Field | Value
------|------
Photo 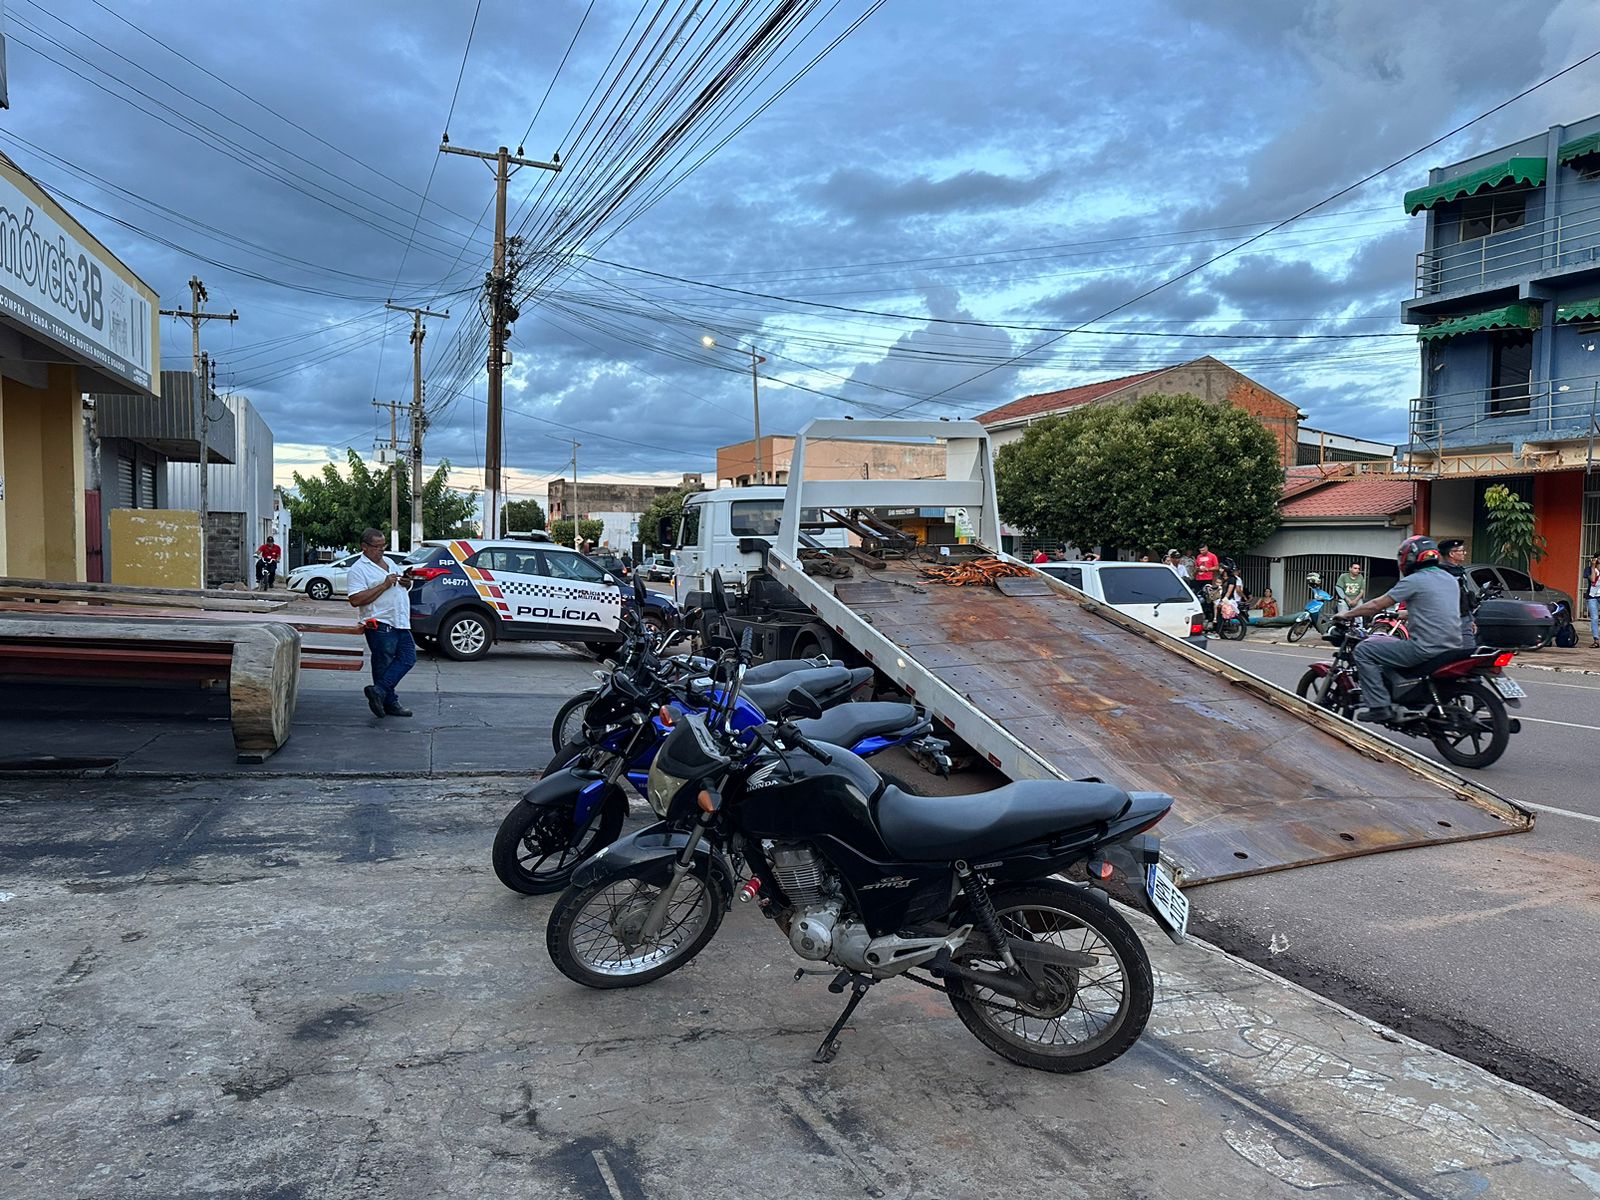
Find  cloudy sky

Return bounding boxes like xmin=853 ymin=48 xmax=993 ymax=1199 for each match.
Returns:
xmin=4 ymin=0 xmax=1596 ymax=500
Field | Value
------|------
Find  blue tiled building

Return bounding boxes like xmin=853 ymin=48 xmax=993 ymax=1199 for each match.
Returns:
xmin=1400 ymin=114 xmax=1600 ymax=593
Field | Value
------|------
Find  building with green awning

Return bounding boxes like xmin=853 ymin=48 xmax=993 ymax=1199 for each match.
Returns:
xmin=1403 ymin=157 xmax=1547 ymax=215
xmin=1416 ymin=303 xmax=1538 ymax=342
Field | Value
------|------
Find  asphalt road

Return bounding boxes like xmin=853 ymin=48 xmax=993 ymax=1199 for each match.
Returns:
xmin=1199 ymin=637 xmax=1600 ymax=1115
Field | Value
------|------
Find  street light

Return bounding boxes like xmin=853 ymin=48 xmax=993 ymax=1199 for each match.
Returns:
xmin=702 ymin=334 xmax=768 ymax=484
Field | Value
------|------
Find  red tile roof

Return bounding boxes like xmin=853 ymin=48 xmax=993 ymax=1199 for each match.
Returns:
xmin=1280 ymin=463 xmax=1355 ymax=500
xmin=976 ymin=367 xmax=1175 ymax=425
xmin=1280 ymin=478 xmax=1414 ymax=519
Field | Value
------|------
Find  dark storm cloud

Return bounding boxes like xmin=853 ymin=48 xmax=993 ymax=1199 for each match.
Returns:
xmin=816 ymin=166 xmax=1064 ymax=224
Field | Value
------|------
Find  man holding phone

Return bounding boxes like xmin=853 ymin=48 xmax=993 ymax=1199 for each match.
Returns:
xmin=347 ymin=527 xmax=415 ymax=718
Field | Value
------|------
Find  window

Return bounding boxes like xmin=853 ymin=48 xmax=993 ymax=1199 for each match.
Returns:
xmin=1458 ymin=192 xmax=1527 ymax=241
xmin=1488 ymin=330 xmax=1533 ymax=417
xmin=466 ymin=548 xmax=542 ymax=574
xmin=1098 ymin=566 xmax=1194 ymax=606
xmin=730 ymin=499 xmax=782 ymax=536
xmin=137 ymin=461 xmax=157 ymax=508
xmin=115 ymin=456 xmax=136 ymax=508
xmin=1468 ymin=568 xmax=1501 ymax=590
xmin=678 ymin=503 xmax=702 ymax=549
xmin=539 ymin=550 xmax=607 ymax=582
xmin=1039 ymin=565 xmax=1083 ymax=589
xmin=1497 ymin=568 xmax=1534 ymax=591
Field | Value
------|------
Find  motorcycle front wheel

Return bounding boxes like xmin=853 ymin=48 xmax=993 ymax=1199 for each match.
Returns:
xmin=1429 ymin=680 xmax=1511 ymax=769
xmin=1294 ymin=667 xmax=1343 ymax=711
xmin=945 ymin=882 xmax=1153 ymax=1073
xmin=546 ymin=863 xmax=726 ymax=989
xmin=1286 ymin=617 xmax=1311 ymax=643
xmin=551 ymin=690 xmax=598 ymax=752
xmin=491 ymin=789 xmax=625 ymax=895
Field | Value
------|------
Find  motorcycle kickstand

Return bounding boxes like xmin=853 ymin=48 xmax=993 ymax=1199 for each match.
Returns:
xmin=813 ymin=970 xmax=874 ymax=1064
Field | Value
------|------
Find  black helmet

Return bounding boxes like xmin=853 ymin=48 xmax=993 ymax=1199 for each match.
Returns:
xmin=1397 ymin=535 xmax=1441 ymax=576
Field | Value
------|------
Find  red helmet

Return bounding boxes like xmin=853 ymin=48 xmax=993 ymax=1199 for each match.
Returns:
xmin=1397 ymin=535 xmax=1440 ymax=576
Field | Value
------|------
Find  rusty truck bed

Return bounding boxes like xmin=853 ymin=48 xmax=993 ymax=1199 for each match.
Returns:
xmin=769 ymin=554 xmax=1532 ymax=885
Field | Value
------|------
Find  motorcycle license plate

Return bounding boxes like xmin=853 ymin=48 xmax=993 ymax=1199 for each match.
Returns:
xmin=1491 ymin=676 xmax=1526 ymax=699
xmin=1145 ymin=864 xmax=1189 ymax=938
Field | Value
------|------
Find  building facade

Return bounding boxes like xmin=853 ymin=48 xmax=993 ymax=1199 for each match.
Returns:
xmin=547 ymin=473 xmax=703 ymax=550
xmin=0 ymin=152 xmax=159 ymax=581
xmin=1400 ymin=112 xmax=1600 ymax=593
xmin=716 ymin=436 xmax=947 ymax=488
xmin=977 ymin=356 xmax=1305 ymax=470
xmin=166 ymin=389 xmax=276 ymax=587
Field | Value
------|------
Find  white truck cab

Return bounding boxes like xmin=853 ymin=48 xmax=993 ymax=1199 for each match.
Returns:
xmin=669 ymin=487 xmax=846 ymax=606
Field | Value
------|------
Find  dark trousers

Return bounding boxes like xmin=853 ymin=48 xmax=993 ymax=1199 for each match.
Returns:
xmin=365 ymin=625 xmax=416 ymax=708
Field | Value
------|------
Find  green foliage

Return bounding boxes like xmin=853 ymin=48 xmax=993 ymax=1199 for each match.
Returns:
xmin=994 ymin=394 xmax=1284 ymax=556
xmin=284 ymin=449 xmax=478 ymax=549
xmin=640 ymin=483 xmax=704 ymax=551
xmin=550 ymin=517 xmax=606 ymax=547
xmin=502 ymin=498 xmax=547 ymax=532
xmin=1482 ymin=483 xmax=1546 ymax=571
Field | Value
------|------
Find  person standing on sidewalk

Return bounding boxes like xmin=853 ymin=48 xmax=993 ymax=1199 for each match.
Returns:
xmin=1335 ymin=562 xmax=1367 ymax=615
xmin=255 ymin=536 xmax=282 ymax=590
xmin=347 ymin=527 xmax=415 ymax=718
xmin=1586 ymin=554 xmax=1600 ymax=649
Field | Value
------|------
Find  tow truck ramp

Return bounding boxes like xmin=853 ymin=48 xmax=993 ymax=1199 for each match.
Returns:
xmin=770 ymin=418 xmax=1532 ymax=886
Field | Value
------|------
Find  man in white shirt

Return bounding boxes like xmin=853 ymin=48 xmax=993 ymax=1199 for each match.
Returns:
xmin=347 ymin=527 xmax=416 ymax=718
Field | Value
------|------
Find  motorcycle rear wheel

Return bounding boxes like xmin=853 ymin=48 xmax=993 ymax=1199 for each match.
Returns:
xmin=1221 ymin=616 xmax=1247 ymax=641
xmin=1429 ymin=680 xmax=1510 ymax=769
xmin=550 ymin=690 xmax=597 ymax=752
xmin=945 ymin=881 xmax=1152 ymax=1073
xmin=547 ymin=864 xmax=725 ymax=989
xmin=491 ymin=790 xmax=625 ymax=895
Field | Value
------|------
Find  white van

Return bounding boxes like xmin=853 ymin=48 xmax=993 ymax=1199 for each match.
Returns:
xmin=1033 ymin=560 xmax=1207 ymax=647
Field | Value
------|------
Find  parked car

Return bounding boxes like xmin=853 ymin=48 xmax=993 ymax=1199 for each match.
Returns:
xmin=404 ymin=539 xmax=679 ymax=661
xmin=1033 ymin=560 xmax=1208 ymax=647
xmin=1462 ymin=563 xmax=1574 ymax=630
xmin=286 ymin=550 xmax=404 ymax=601
xmin=589 ymin=549 xmax=632 ymax=580
xmin=645 ymin=553 xmax=676 ymax=582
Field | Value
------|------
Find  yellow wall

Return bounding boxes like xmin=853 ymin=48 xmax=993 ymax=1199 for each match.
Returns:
xmin=109 ymin=508 xmax=202 ymax=588
xmin=0 ymin=365 xmax=87 ymax=580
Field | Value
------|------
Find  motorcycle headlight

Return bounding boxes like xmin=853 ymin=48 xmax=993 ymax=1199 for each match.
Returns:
xmin=646 ymin=760 xmax=690 ymax=818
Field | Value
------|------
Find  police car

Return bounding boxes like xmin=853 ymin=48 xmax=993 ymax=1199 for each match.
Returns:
xmin=405 ymin=539 xmax=679 ymax=661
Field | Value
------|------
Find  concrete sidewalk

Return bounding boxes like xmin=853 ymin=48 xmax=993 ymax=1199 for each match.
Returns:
xmin=2 ymin=776 xmax=1597 ymax=1198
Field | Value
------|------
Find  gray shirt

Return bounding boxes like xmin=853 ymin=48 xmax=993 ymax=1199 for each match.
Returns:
xmin=1388 ymin=567 xmax=1462 ymax=653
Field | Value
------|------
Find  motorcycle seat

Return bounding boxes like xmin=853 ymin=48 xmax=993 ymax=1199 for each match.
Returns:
xmin=744 ymin=656 xmax=834 ymax=685
xmin=743 ymin=666 xmax=869 ymax=715
xmin=792 ymin=701 xmax=926 ymax=748
xmin=1397 ymin=648 xmax=1479 ymax=678
xmin=876 ymin=780 xmax=1131 ymax=862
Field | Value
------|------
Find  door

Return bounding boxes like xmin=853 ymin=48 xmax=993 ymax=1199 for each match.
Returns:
xmin=532 ymin=548 xmax=624 ymax=636
xmin=84 ymin=489 xmax=104 ymax=582
xmin=672 ymin=498 xmax=707 ymax=606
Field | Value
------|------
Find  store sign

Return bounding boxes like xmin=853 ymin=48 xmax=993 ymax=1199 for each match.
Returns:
xmin=0 ymin=164 xmax=154 ymax=391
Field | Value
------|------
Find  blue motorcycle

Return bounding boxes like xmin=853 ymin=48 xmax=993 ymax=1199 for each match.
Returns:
xmin=1286 ymin=578 xmax=1337 ymax=643
xmin=492 ymin=584 xmax=949 ymax=895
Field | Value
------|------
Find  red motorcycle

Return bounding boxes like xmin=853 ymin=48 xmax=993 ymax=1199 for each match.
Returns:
xmin=1295 ymin=623 xmax=1523 ymax=769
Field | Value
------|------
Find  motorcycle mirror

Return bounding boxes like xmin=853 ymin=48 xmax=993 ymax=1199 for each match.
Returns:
xmin=656 ymin=516 xmax=675 ymax=549
xmin=711 ymin=569 xmax=729 ymax=614
xmin=783 ymin=687 xmax=824 ymax=721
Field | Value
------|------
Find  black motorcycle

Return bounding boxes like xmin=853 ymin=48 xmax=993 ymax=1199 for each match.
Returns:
xmin=544 ymin=576 xmax=1188 ymax=1073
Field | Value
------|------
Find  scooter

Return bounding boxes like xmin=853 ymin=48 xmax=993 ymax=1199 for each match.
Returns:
xmin=1285 ymin=580 xmax=1337 ymax=643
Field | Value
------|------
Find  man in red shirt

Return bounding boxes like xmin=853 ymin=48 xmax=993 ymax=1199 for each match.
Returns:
xmin=1031 ymin=549 xmax=1049 ymax=564
xmin=1194 ymin=545 xmax=1218 ymax=583
xmin=256 ymin=536 xmax=282 ymax=590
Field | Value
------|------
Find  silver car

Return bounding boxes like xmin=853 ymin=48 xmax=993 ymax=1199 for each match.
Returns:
xmin=1463 ymin=563 xmax=1574 ymax=623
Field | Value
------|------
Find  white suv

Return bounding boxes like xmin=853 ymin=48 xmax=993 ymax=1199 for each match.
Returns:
xmin=1033 ymin=560 xmax=1207 ymax=647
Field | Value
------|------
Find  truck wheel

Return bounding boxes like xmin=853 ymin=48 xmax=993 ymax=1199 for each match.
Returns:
xmin=440 ymin=610 xmax=494 ymax=661
xmin=791 ymin=631 xmax=828 ymax=660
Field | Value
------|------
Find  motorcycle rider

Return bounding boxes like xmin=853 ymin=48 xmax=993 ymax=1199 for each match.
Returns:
xmin=1337 ymin=535 xmax=1462 ymax=723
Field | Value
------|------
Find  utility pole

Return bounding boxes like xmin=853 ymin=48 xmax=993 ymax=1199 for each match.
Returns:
xmin=371 ymin=397 xmax=409 ymax=549
xmin=566 ymin=439 xmax=581 ymax=549
xmin=160 ymin=276 xmax=236 ymax=587
xmin=384 ymin=302 xmax=450 ymax=549
xmin=700 ymin=336 xmax=766 ymax=484
xmin=440 ymin=139 xmax=560 ymax=539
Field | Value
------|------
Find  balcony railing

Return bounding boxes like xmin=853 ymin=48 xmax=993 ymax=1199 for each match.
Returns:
xmin=1409 ymin=374 xmax=1600 ymax=448
xmin=1414 ymin=203 xmax=1600 ymax=298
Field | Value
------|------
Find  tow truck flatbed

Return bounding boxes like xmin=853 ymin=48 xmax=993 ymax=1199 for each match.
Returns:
xmin=768 ymin=419 xmax=1531 ymax=886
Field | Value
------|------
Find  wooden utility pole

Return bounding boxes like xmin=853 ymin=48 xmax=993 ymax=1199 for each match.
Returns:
xmin=160 ymin=276 xmax=236 ymax=586
xmin=384 ymin=302 xmax=450 ymax=549
xmin=439 ymin=140 xmax=560 ymax=539
xmin=371 ymin=396 xmax=409 ymax=549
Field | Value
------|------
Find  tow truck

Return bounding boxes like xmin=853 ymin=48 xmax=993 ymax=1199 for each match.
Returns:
xmin=666 ymin=418 xmax=1532 ymax=886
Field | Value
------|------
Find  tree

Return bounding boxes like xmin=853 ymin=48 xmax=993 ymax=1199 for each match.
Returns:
xmin=640 ymin=483 xmax=704 ymax=551
xmin=284 ymin=449 xmax=478 ymax=549
xmin=1482 ymin=483 xmax=1546 ymax=572
xmin=550 ymin=517 xmax=606 ymax=547
xmin=503 ymin=498 xmax=547 ymax=532
xmin=995 ymin=394 xmax=1283 ymax=557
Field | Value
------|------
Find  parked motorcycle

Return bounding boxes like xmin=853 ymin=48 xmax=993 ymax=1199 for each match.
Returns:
xmin=1295 ymin=622 xmax=1523 ymax=768
xmin=1200 ymin=583 xmax=1247 ymax=641
xmin=493 ymin=579 xmax=950 ymax=895
xmin=1285 ymin=576 xmax=1337 ymax=643
xmin=543 ymin=573 xmax=1188 ymax=1072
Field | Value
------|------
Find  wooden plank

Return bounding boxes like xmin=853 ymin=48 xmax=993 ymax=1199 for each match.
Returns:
xmin=0 ymin=601 xmax=358 ymax=636
xmin=0 ymin=584 xmax=281 ymax=613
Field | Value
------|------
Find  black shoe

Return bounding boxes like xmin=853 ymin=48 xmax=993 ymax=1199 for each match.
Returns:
xmin=1355 ymin=705 xmax=1392 ymax=724
xmin=363 ymin=686 xmax=386 ymax=718
xmin=383 ymin=704 xmax=413 ymax=718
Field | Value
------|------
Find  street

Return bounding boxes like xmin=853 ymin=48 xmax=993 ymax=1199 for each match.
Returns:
xmin=1199 ymin=637 xmax=1600 ymax=1114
